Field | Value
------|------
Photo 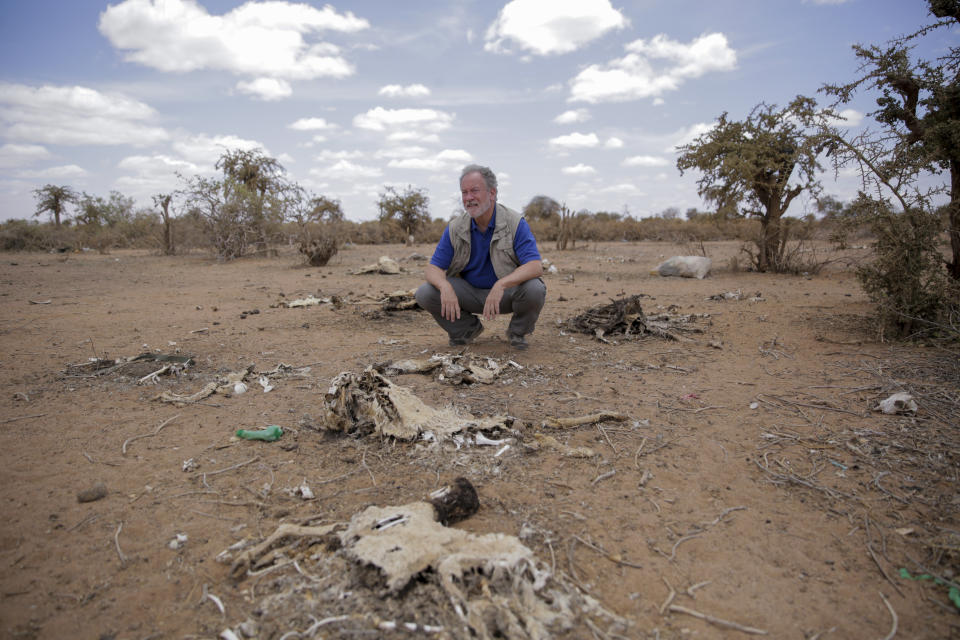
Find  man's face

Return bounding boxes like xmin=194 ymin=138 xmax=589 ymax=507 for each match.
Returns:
xmin=460 ymin=172 xmax=496 ymax=219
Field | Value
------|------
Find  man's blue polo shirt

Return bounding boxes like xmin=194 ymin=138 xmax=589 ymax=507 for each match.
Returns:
xmin=429 ymin=208 xmax=541 ymax=289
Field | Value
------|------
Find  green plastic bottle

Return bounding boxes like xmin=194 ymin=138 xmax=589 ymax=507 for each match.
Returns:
xmin=235 ymin=425 xmax=283 ymax=441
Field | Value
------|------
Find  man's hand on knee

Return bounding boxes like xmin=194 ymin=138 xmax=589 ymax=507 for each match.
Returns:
xmin=440 ymin=284 xmax=461 ymax=321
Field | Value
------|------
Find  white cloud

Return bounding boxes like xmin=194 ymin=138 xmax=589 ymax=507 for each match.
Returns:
xmin=604 ymin=137 xmax=624 ymax=149
xmin=805 ymin=0 xmax=850 ymax=4
xmin=354 ymin=107 xmax=454 ymax=135
xmin=569 ymin=33 xmax=737 ymax=103
xmin=485 ymin=0 xmax=627 ymax=56
xmin=599 ymin=183 xmax=643 ymax=195
xmin=378 ymin=84 xmax=431 ymax=98
xmin=548 ymin=132 xmax=599 ymax=149
xmin=314 ymin=149 xmax=364 ymax=162
xmin=0 ymin=83 xmax=168 ymax=146
xmin=98 ymin=0 xmax=369 ymax=99
xmin=387 ymin=131 xmax=440 ymax=144
xmin=18 ymin=164 xmax=88 ymax=180
xmin=114 ymin=154 xmax=196 ymax=197
xmin=668 ymin=122 xmax=716 ymax=151
xmin=827 ymin=108 xmax=864 ymax=127
xmin=317 ymin=159 xmax=382 ymax=179
xmin=290 ymin=117 xmax=337 ymax=131
xmin=623 ymin=155 xmax=669 ymax=167
xmin=562 ymin=163 xmax=596 ymax=175
xmin=387 ymin=149 xmax=473 ymax=171
xmin=172 ymin=134 xmax=265 ymax=170
xmin=236 ymin=77 xmax=292 ymax=101
xmin=0 ymin=143 xmax=50 ymax=169
xmin=375 ymin=146 xmax=430 ymax=160
xmin=553 ymin=109 xmax=590 ymax=124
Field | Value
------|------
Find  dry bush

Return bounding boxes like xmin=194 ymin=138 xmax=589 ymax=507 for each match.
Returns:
xmin=0 ymin=219 xmax=78 ymax=251
xmin=858 ymin=208 xmax=958 ymax=339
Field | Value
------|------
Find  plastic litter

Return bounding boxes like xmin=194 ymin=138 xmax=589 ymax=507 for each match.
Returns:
xmin=236 ymin=425 xmax=283 ymax=441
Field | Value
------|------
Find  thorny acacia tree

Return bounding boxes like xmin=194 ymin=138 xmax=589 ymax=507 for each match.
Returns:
xmin=32 ymin=184 xmax=78 ymax=227
xmin=677 ymin=96 xmax=831 ymax=272
xmin=377 ymin=185 xmax=430 ymax=244
xmin=822 ymin=0 xmax=960 ymax=282
xmin=215 ymin=148 xmax=287 ymax=253
xmin=180 ymin=173 xmax=251 ymax=260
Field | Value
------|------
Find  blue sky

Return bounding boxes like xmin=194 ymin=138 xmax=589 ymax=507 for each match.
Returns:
xmin=0 ymin=0 xmax=954 ymax=223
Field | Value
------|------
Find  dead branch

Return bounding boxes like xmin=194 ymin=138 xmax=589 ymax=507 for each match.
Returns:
xmin=0 ymin=413 xmax=48 ymax=425
xmin=659 ymin=577 xmax=676 ymax=615
xmin=122 ymin=414 xmax=180 ymax=456
xmin=668 ymin=604 xmax=768 ymax=635
xmin=544 ymin=412 xmax=630 ymax=428
xmin=114 ymin=522 xmax=127 ymax=566
xmin=591 ymin=469 xmax=616 ymax=486
xmin=572 ymin=535 xmax=643 ymax=570
xmin=878 ymin=591 xmax=898 ymax=640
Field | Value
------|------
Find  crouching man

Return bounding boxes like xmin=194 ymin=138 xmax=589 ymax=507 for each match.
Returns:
xmin=415 ymin=164 xmax=546 ymax=350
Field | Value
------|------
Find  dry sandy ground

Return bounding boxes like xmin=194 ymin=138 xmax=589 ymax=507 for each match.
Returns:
xmin=0 ymin=241 xmax=957 ymax=639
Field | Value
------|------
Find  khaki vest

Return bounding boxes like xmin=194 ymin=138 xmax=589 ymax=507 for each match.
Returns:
xmin=446 ymin=203 xmax=523 ymax=281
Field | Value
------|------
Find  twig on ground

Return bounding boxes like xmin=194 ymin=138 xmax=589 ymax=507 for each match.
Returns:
xmin=704 ymin=506 xmax=747 ymax=528
xmin=122 ymin=414 xmax=180 ymax=456
xmin=114 ymin=522 xmax=127 ymax=566
xmin=591 ymin=469 xmax=616 ymax=486
xmin=597 ymin=424 xmax=617 ymax=454
xmin=68 ymin=514 xmax=99 ymax=532
xmin=361 ymin=448 xmax=377 ymax=487
xmin=668 ymin=604 xmax=768 ymax=635
xmin=878 ymin=591 xmax=898 ymax=640
xmin=873 ymin=471 xmax=909 ymax=504
xmin=314 ymin=468 xmax=358 ymax=486
xmin=866 ymin=543 xmax=905 ymax=598
xmin=572 ymin=535 xmax=643 ymax=570
xmin=659 ymin=577 xmax=676 ymax=615
xmin=203 ymin=456 xmax=260 ymax=478
xmin=544 ymin=412 xmax=630 ymax=428
xmin=687 ymin=580 xmax=711 ymax=598
xmin=634 ymin=438 xmax=646 ymax=468
xmin=665 ymin=533 xmax=702 ymax=562
xmin=0 ymin=413 xmax=48 ymax=425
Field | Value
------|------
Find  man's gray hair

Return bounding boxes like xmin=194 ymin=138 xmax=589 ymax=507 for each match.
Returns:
xmin=460 ymin=164 xmax=497 ymax=191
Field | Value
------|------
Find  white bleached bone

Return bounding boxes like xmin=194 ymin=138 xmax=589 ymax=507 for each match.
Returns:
xmin=475 ymin=433 xmax=509 ymax=447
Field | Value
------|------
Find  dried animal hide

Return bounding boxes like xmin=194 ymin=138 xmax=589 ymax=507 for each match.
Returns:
xmin=225 ymin=480 xmax=624 ymax=640
xmin=384 ymin=352 xmax=509 ymax=385
xmin=323 ymin=367 xmax=516 ymax=440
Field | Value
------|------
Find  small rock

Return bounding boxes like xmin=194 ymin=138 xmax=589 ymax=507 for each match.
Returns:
xmin=77 ymin=482 xmax=108 ymax=503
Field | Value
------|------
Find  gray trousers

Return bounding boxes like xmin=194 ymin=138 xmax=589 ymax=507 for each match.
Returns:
xmin=415 ymin=276 xmax=546 ymax=341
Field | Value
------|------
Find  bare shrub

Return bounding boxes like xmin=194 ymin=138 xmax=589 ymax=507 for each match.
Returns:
xmin=298 ymin=233 xmax=339 ymax=266
xmin=858 ymin=207 xmax=958 ymax=339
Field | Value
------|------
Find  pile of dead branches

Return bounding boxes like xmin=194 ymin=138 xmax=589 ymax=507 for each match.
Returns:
xmin=563 ymin=294 xmax=702 ymax=342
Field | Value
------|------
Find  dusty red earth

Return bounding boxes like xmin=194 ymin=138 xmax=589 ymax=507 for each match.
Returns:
xmin=0 ymin=241 xmax=957 ymax=639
